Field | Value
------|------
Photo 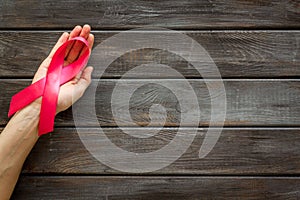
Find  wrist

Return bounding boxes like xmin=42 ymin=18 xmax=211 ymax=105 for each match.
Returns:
xmin=29 ymin=97 xmax=42 ymax=113
xmin=13 ymin=99 xmax=41 ymax=123
xmin=5 ymin=99 xmax=40 ymax=140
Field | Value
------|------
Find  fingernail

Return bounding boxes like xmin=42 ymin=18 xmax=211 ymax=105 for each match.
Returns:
xmin=84 ymin=24 xmax=91 ymax=29
xmin=75 ymin=25 xmax=82 ymax=30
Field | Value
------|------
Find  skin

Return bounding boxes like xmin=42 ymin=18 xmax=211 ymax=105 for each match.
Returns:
xmin=0 ymin=24 xmax=94 ymax=199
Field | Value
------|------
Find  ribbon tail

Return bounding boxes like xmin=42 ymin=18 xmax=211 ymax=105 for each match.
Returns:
xmin=39 ymin=66 xmax=62 ymax=136
xmin=8 ymin=78 xmax=45 ymax=117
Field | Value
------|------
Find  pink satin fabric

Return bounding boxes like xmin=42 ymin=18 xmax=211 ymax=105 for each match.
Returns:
xmin=8 ymin=36 xmax=90 ymax=136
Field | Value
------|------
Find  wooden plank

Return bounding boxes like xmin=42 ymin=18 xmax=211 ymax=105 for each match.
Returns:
xmin=0 ymin=31 xmax=299 ymax=78
xmin=12 ymin=176 xmax=300 ymax=199
xmin=1 ymin=0 xmax=300 ymax=29
xmin=1 ymin=79 xmax=300 ymax=127
xmin=19 ymin=128 xmax=300 ymax=174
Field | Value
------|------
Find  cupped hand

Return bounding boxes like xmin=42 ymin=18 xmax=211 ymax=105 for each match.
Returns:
xmin=32 ymin=24 xmax=94 ymax=113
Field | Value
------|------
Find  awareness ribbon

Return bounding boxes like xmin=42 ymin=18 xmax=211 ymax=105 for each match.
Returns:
xmin=8 ymin=36 xmax=90 ymax=136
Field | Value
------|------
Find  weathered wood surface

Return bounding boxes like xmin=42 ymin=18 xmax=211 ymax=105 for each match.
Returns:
xmin=0 ymin=31 xmax=299 ymax=78
xmin=1 ymin=79 xmax=300 ymax=127
xmin=19 ymin=127 xmax=300 ymax=175
xmin=12 ymin=176 xmax=300 ymax=199
xmin=1 ymin=0 xmax=299 ymax=29
xmin=1 ymin=0 xmax=300 ymax=197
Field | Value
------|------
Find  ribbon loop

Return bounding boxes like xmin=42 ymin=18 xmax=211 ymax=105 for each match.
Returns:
xmin=8 ymin=36 xmax=90 ymax=136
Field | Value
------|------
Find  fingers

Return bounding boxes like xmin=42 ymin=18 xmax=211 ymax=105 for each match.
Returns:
xmin=33 ymin=25 xmax=93 ymax=85
xmin=79 ymin=33 xmax=94 ymax=58
xmin=65 ymin=24 xmax=91 ymax=64
xmin=64 ymin=25 xmax=82 ymax=57
xmin=88 ymin=34 xmax=94 ymax=50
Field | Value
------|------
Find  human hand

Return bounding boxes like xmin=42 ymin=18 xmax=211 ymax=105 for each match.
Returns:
xmin=32 ymin=24 xmax=94 ymax=113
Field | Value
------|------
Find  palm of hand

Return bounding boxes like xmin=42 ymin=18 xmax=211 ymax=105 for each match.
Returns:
xmin=32 ymin=25 xmax=94 ymax=113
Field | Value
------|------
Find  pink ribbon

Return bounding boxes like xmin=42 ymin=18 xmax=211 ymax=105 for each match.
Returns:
xmin=8 ymin=36 xmax=90 ymax=136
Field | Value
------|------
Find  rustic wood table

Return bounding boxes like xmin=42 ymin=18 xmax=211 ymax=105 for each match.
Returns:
xmin=0 ymin=0 xmax=300 ymax=199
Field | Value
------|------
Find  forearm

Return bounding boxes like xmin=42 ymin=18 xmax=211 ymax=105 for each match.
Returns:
xmin=0 ymin=25 xmax=93 ymax=199
xmin=0 ymin=102 xmax=40 ymax=199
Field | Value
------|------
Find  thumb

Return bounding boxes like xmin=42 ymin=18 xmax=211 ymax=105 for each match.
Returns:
xmin=73 ymin=66 xmax=93 ymax=102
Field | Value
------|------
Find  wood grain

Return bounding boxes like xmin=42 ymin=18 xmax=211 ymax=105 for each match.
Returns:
xmin=12 ymin=176 xmax=300 ymax=199
xmin=1 ymin=0 xmax=299 ymax=29
xmin=0 ymin=31 xmax=299 ymax=78
xmin=1 ymin=79 xmax=300 ymax=127
xmin=2 ymin=0 xmax=300 ymax=197
xmin=18 ymin=127 xmax=300 ymax=175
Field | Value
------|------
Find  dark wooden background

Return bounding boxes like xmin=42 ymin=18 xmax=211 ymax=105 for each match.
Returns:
xmin=0 ymin=0 xmax=300 ymax=199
